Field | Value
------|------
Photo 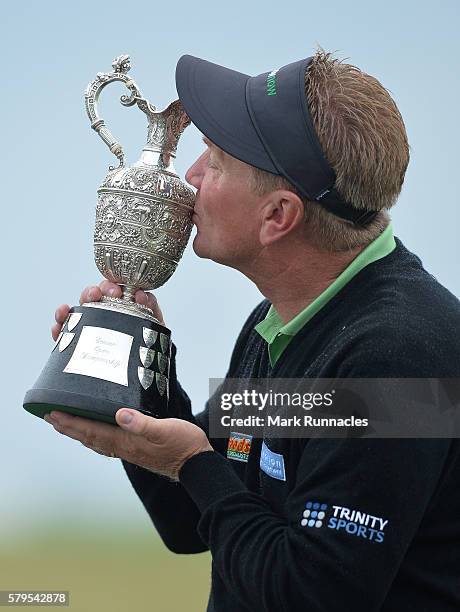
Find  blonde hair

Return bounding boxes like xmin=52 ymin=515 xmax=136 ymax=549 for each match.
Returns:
xmin=251 ymin=47 xmax=410 ymax=252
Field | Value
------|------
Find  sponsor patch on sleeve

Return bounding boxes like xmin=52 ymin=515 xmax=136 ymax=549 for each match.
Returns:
xmin=227 ymin=432 xmax=253 ymax=462
xmin=300 ymin=501 xmax=389 ymax=543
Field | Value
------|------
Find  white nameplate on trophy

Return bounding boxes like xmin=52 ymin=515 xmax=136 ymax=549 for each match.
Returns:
xmin=63 ymin=326 xmax=133 ymax=386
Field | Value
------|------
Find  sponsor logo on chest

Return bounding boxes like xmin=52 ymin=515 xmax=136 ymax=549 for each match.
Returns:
xmin=227 ymin=432 xmax=253 ymax=463
xmin=260 ymin=440 xmax=286 ymax=481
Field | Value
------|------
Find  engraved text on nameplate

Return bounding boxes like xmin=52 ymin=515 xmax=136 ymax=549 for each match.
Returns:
xmin=63 ymin=326 xmax=133 ymax=386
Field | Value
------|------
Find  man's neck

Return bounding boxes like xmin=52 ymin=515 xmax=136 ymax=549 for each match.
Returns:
xmin=244 ymin=244 xmax=363 ymax=324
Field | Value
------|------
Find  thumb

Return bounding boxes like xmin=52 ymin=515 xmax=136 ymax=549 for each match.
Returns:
xmin=116 ymin=408 xmax=159 ymax=439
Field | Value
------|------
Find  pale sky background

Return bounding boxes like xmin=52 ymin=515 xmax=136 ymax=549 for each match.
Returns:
xmin=1 ymin=0 xmax=458 ymax=539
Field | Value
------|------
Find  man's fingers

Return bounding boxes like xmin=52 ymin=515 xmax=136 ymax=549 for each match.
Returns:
xmin=79 ymin=281 xmax=122 ymax=305
xmin=51 ymin=323 xmax=62 ymax=342
xmin=45 ymin=411 xmax=123 ymax=451
xmin=45 ymin=410 xmax=151 ymax=465
xmin=55 ymin=304 xmax=70 ymax=325
xmin=146 ymin=293 xmax=160 ymax=313
xmin=52 ymin=304 xmax=70 ymax=340
xmin=79 ymin=285 xmax=103 ymax=305
xmin=134 ymin=290 xmax=165 ymax=324
xmin=46 ymin=412 xmax=112 ymax=446
xmin=134 ymin=290 xmax=148 ymax=306
xmin=99 ymin=280 xmax=123 ymax=298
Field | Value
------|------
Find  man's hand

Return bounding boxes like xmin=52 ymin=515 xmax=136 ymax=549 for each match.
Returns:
xmin=48 ymin=281 xmax=200 ymax=479
xmin=44 ymin=409 xmax=213 ymax=481
xmin=52 ymin=280 xmax=165 ymax=341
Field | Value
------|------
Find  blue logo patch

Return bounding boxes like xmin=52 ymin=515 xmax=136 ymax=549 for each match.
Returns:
xmin=260 ymin=440 xmax=286 ymax=481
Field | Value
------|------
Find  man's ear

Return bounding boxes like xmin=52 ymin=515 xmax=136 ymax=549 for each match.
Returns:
xmin=259 ymin=190 xmax=305 ymax=246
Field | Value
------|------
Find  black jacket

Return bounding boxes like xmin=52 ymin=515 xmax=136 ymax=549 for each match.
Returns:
xmin=123 ymin=239 xmax=460 ymax=611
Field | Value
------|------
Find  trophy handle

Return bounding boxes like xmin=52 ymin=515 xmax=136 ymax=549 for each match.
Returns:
xmin=84 ymin=54 xmax=156 ymax=169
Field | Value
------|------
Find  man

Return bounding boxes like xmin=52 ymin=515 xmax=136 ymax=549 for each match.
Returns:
xmin=46 ymin=50 xmax=460 ymax=610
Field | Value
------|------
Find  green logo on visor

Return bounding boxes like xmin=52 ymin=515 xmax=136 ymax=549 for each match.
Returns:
xmin=266 ymin=68 xmax=279 ymax=96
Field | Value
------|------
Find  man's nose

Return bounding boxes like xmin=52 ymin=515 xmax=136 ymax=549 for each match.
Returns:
xmin=185 ymin=151 xmax=208 ymax=188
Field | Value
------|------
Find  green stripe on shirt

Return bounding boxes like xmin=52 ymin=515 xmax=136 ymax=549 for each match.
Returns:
xmin=255 ymin=223 xmax=396 ymax=366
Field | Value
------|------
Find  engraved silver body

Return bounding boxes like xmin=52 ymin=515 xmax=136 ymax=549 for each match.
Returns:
xmin=85 ymin=55 xmax=195 ymax=313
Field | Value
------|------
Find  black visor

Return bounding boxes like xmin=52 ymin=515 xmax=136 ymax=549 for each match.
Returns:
xmin=176 ymin=54 xmax=377 ymax=226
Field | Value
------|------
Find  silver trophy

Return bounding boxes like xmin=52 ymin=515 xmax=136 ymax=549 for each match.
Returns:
xmin=24 ymin=55 xmax=195 ymax=423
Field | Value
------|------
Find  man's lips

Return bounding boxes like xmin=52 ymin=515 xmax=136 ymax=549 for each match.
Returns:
xmin=192 ymin=196 xmax=200 ymax=223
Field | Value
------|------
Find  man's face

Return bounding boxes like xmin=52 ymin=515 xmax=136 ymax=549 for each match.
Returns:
xmin=185 ymin=137 xmax=263 ymax=269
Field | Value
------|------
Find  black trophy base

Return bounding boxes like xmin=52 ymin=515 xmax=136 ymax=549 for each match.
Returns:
xmin=23 ymin=301 xmax=171 ymax=425
xmin=23 ymin=388 xmax=139 ymax=424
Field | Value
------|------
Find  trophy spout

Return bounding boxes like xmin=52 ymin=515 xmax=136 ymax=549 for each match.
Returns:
xmin=136 ymin=99 xmax=191 ymax=173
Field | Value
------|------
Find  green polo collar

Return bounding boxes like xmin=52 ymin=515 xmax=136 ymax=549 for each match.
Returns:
xmin=255 ymin=223 xmax=396 ymax=366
